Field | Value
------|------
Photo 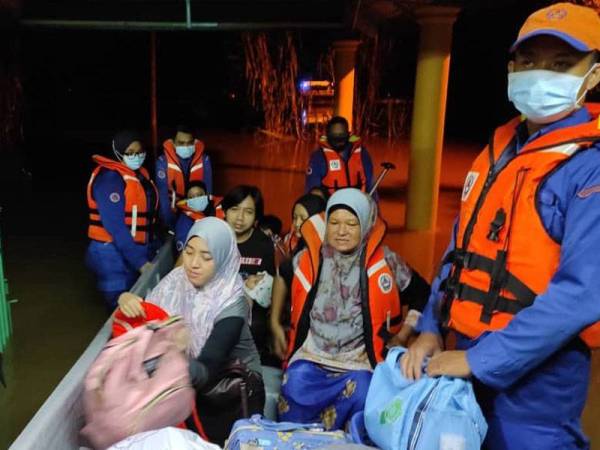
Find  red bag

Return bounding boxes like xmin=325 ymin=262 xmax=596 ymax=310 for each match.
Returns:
xmin=112 ymin=302 xmax=169 ymax=337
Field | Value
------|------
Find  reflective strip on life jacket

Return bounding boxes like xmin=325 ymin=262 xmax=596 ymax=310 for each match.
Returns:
xmin=131 ymin=205 xmax=138 ymax=238
xmin=293 ymin=265 xmax=312 ymax=293
xmin=367 ymin=258 xmax=387 ymax=277
xmin=190 ymin=163 xmax=204 ymax=173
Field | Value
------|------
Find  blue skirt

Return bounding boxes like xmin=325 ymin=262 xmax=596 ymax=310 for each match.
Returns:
xmin=278 ymin=359 xmax=372 ymax=431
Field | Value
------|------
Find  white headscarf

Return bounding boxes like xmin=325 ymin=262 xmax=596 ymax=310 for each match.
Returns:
xmin=148 ymin=217 xmax=244 ymax=357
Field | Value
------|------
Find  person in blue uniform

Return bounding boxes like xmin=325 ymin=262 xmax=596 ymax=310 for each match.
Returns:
xmin=85 ymin=130 xmax=159 ymax=311
xmin=402 ymin=4 xmax=600 ymax=449
xmin=156 ymin=124 xmax=213 ymax=230
xmin=304 ymin=117 xmax=375 ymax=195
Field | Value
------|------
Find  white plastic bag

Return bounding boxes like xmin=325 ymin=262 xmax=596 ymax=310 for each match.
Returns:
xmin=243 ymin=271 xmax=273 ymax=308
xmin=108 ymin=427 xmax=222 ymax=450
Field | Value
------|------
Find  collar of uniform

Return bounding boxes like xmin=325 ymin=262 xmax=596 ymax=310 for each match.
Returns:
xmin=515 ymin=107 xmax=592 ymax=152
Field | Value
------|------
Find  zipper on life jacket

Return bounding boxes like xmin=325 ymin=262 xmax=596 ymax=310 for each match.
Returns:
xmin=479 ymin=167 xmax=530 ymax=323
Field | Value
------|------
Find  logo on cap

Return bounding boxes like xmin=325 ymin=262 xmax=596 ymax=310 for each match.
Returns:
xmin=546 ymin=8 xmax=567 ymax=20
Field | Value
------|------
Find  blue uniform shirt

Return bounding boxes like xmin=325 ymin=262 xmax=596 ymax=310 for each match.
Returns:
xmin=418 ymin=107 xmax=600 ymax=399
xmin=92 ymin=169 xmax=156 ymax=271
xmin=174 ymin=214 xmax=195 ymax=252
xmin=304 ymin=144 xmax=375 ymax=193
xmin=155 ymin=153 xmax=212 ymax=230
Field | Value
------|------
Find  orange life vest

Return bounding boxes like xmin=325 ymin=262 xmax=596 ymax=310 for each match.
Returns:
xmin=287 ymin=213 xmax=403 ymax=368
xmin=443 ymin=105 xmax=600 ymax=348
xmin=319 ymin=136 xmax=367 ymax=195
xmin=215 ymin=203 xmax=225 ymax=220
xmin=175 ymin=200 xmax=206 ymax=222
xmin=87 ymin=155 xmax=158 ymax=244
xmin=283 ymin=231 xmax=300 ymax=256
xmin=175 ymin=194 xmax=223 ymax=221
xmin=162 ymin=139 xmax=206 ymax=211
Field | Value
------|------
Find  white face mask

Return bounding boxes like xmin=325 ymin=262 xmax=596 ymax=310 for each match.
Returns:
xmin=113 ymin=141 xmax=146 ymax=171
xmin=187 ymin=195 xmax=209 ymax=212
xmin=507 ymin=64 xmax=598 ymax=124
xmin=123 ymin=153 xmax=146 ymax=171
xmin=175 ymin=144 xmax=195 ymax=159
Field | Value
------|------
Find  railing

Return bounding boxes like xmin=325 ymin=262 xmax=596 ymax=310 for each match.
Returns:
xmin=9 ymin=239 xmax=175 ymax=450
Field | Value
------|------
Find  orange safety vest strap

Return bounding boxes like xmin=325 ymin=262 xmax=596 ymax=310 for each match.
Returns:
xmin=442 ymin=249 xmax=537 ymax=321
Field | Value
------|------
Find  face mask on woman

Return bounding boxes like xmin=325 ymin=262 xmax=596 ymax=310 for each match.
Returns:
xmin=187 ymin=195 xmax=209 ymax=212
xmin=122 ymin=153 xmax=146 ymax=171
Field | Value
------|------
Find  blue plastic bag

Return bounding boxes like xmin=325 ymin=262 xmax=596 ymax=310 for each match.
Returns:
xmin=225 ymin=415 xmax=351 ymax=450
xmin=364 ymin=347 xmax=487 ymax=450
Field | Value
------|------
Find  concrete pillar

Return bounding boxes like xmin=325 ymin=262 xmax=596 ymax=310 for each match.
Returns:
xmin=332 ymin=40 xmax=360 ymax=131
xmin=406 ymin=6 xmax=459 ymax=231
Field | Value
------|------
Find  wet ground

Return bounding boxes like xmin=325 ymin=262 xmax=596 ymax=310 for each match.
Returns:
xmin=0 ymin=131 xmax=598 ymax=447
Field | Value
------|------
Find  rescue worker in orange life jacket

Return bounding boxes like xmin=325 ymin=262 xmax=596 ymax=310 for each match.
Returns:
xmin=277 ymin=189 xmax=430 ymax=430
xmin=402 ymin=4 xmax=600 ymax=449
xmin=85 ymin=130 xmax=159 ymax=311
xmin=156 ymin=124 xmax=213 ymax=230
xmin=305 ymin=116 xmax=375 ymax=196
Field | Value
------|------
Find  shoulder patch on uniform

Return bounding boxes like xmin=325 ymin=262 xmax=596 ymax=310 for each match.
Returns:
xmin=329 ymin=160 xmax=341 ymax=171
xmin=461 ymin=171 xmax=479 ymax=202
xmin=306 ymin=166 xmax=313 ymax=175
xmin=176 ymin=241 xmax=184 ymax=252
xmin=378 ymin=273 xmax=393 ymax=294
xmin=577 ymin=185 xmax=600 ymax=199
xmin=109 ymin=192 xmax=121 ymax=203
xmin=157 ymin=170 xmax=166 ymax=179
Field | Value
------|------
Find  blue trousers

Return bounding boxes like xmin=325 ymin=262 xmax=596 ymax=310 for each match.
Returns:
xmin=85 ymin=241 xmax=140 ymax=311
xmin=278 ymin=359 xmax=372 ymax=431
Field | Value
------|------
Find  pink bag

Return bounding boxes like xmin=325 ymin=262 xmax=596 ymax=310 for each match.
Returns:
xmin=81 ymin=317 xmax=195 ymax=450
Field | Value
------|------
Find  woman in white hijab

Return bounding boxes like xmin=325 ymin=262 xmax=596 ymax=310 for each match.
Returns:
xmin=118 ymin=217 xmax=264 ymax=444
